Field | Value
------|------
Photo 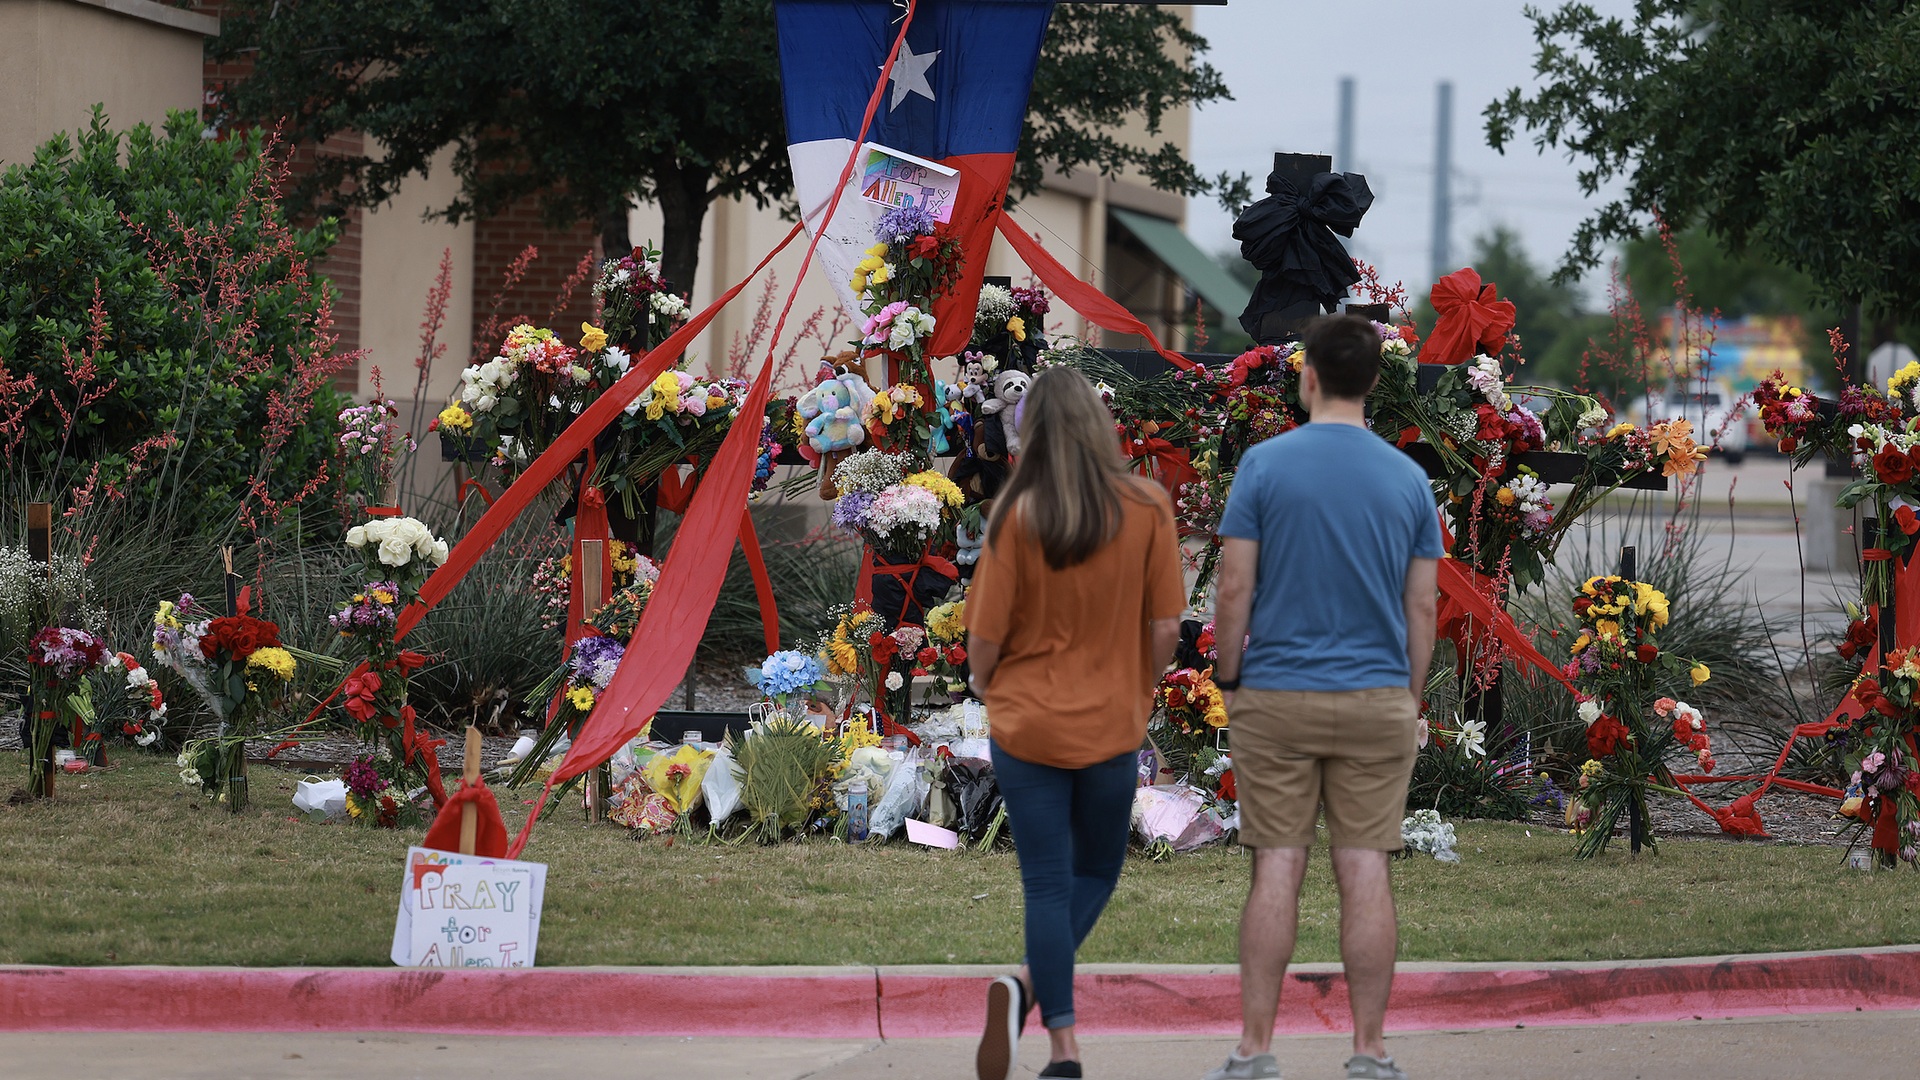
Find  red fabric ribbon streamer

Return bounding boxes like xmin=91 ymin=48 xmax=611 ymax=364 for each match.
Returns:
xmin=1434 ymin=557 xmax=1576 ymax=694
xmin=422 ymin=779 xmax=509 ymax=859
xmin=658 ymin=463 xmax=780 ymax=655
xmin=1421 ymin=269 xmax=1517 ymax=366
xmin=1127 ymin=436 xmax=1198 ymax=494
xmin=993 ymin=210 xmax=1194 ymax=372
xmin=502 ymin=0 xmax=922 ymax=860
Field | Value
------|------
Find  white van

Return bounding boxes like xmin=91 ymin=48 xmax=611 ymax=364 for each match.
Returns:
xmin=1641 ymin=381 xmax=1749 ymax=463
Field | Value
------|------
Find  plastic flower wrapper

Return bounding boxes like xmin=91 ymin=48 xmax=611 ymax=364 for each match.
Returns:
xmin=834 ymin=745 xmax=895 ymax=811
xmin=642 ymin=742 xmax=714 ymax=815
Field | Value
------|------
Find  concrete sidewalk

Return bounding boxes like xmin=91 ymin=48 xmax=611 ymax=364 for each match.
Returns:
xmin=3 ymin=1010 xmax=1912 ymax=1079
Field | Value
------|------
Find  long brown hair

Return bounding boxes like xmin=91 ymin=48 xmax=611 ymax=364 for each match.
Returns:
xmin=988 ymin=367 xmax=1151 ymax=569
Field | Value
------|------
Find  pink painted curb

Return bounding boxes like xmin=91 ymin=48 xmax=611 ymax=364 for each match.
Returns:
xmin=6 ymin=949 xmax=1920 ymax=1037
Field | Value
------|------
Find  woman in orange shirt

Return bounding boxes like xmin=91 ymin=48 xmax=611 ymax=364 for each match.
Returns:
xmin=965 ymin=367 xmax=1187 ymax=1080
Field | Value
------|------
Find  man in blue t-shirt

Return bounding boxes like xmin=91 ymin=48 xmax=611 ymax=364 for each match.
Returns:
xmin=1201 ymin=315 xmax=1441 ymax=1080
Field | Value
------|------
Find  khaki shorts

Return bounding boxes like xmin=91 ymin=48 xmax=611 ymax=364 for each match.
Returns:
xmin=1229 ymin=686 xmax=1418 ymax=850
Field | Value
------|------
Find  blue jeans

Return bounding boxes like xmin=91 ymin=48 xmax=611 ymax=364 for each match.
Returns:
xmin=990 ymin=739 xmax=1138 ymax=1030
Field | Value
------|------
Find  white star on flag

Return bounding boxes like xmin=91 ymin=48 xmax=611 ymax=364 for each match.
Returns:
xmin=885 ymin=41 xmax=939 ymax=111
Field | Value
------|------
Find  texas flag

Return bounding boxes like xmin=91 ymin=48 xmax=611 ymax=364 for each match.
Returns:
xmin=775 ymin=0 xmax=1056 ymax=360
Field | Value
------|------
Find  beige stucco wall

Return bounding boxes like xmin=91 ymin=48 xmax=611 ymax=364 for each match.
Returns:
xmin=359 ymin=146 xmax=477 ymax=407
xmin=0 ymin=0 xmax=216 ymax=169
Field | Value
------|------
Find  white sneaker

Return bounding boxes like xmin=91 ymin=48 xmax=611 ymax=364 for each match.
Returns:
xmin=1200 ymin=1052 xmax=1280 ymax=1080
xmin=1344 ymin=1054 xmax=1408 ymax=1080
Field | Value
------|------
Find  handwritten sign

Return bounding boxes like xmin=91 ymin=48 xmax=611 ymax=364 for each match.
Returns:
xmin=391 ymin=846 xmax=547 ymax=968
xmin=859 ymin=144 xmax=960 ymax=223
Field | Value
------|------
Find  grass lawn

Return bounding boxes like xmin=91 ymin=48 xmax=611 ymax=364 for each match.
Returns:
xmin=4 ymin=752 xmax=1916 ymax=967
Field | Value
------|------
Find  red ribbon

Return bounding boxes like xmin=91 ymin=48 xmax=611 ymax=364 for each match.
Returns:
xmin=659 ymin=461 xmax=780 ymax=655
xmin=363 ymin=506 xmax=403 ymax=518
xmin=422 ymin=778 xmax=509 ymax=859
xmin=503 ymin=0 xmax=921 ymax=860
xmin=457 ymin=479 xmax=495 ymax=508
xmin=1422 ymin=268 xmax=1517 ymax=366
xmin=993 ymin=209 xmax=1194 ymax=372
xmin=1127 ymin=436 xmax=1198 ymax=494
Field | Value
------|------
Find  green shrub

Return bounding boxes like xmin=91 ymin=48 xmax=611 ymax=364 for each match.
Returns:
xmin=0 ymin=107 xmax=346 ymax=534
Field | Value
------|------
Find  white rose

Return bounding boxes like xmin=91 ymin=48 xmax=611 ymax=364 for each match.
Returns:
xmin=429 ymin=539 xmax=450 ymax=565
xmin=346 ymin=525 xmax=368 ymax=548
xmin=1577 ymin=700 xmax=1601 ymax=726
xmin=377 ymin=536 xmax=414 ymax=567
xmin=605 ymin=346 xmax=631 ymax=374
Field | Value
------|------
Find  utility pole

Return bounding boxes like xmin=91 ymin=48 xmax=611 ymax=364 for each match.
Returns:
xmin=1430 ymin=80 xmax=1453 ymax=284
xmin=1336 ymin=77 xmax=1356 ymax=175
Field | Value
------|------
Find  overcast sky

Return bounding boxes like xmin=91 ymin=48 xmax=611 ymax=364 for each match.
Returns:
xmin=1184 ymin=0 xmax=1639 ymax=309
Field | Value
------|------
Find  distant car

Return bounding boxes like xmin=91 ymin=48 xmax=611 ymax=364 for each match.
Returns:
xmin=1642 ymin=382 xmax=1749 ymax=463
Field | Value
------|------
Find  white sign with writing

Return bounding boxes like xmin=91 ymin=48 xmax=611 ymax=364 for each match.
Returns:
xmin=390 ymin=846 xmax=547 ymax=968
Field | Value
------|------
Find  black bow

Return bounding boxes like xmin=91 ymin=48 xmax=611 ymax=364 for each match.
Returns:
xmin=1232 ymin=170 xmax=1374 ymax=335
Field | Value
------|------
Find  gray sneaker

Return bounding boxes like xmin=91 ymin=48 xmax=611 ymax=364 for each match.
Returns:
xmin=1200 ymin=1053 xmax=1280 ymax=1080
xmin=1344 ymin=1054 xmax=1408 ymax=1080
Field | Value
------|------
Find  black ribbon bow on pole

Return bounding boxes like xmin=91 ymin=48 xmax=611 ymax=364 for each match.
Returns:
xmin=1233 ymin=168 xmax=1375 ymax=337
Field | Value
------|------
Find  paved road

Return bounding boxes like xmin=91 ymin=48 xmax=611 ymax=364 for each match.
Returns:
xmin=5 ymin=1010 xmax=1911 ymax=1080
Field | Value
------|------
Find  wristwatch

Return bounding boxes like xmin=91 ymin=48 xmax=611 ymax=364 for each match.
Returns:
xmin=1214 ymin=675 xmax=1241 ymax=692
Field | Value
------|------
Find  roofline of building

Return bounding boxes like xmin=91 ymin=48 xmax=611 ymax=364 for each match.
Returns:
xmin=60 ymin=0 xmax=219 ymax=37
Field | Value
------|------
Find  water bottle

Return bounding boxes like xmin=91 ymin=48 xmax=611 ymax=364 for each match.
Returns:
xmin=847 ymin=779 xmax=870 ymax=841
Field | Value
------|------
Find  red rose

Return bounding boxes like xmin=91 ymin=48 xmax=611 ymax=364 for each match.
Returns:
xmin=1898 ymin=506 xmax=1920 ymax=536
xmin=911 ymin=667 xmax=928 ymax=677
xmin=1218 ymin=768 xmax=1237 ymax=800
xmin=1636 ymin=644 xmax=1659 ymax=663
xmin=1873 ymin=444 xmax=1913 ymax=485
xmin=1573 ymin=596 xmax=1593 ymax=615
xmin=1587 ymin=715 xmax=1628 ymax=758
xmin=1853 ymin=678 xmax=1902 ymax=719
xmin=948 ymin=646 xmax=967 ymax=663
xmin=917 ymin=647 xmax=937 ymax=665
xmin=909 ymin=234 xmax=940 ymax=259
xmin=1778 ymin=435 xmax=1797 ymax=454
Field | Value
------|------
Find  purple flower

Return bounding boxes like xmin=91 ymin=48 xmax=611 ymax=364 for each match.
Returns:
xmin=832 ymin=490 xmax=876 ymax=531
xmin=343 ymin=755 xmax=387 ymax=798
xmin=874 ymin=203 xmax=936 ymax=244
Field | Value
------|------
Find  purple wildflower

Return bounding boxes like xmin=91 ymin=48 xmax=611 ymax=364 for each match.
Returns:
xmin=832 ymin=490 xmax=876 ymax=532
xmin=874 ymin=203 xmax=936 ymax=244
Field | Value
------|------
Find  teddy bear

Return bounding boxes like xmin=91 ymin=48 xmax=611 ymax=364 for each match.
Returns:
xmin=795 ymin=362 xmax=876 ymax=499
xmin=979 ymin=369 xmax=1031 ymax=458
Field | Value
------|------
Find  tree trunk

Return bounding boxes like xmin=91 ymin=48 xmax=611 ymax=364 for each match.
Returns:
xmin=599 ymin=194 xmax=633 ymax=263
xmin=655 ymin=160 xmax=713 ymax=300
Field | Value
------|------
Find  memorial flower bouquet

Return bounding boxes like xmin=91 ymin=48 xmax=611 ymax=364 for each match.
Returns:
xmin=1150 ymin=666 xmax=1229 ymax=783
xmin=829 ymin=450 xmax=961 ymax=560
xmin=154 ymin=595 xmax=298 ymax=812
xmin=913 ymin=599 xmax=969 ymax=698
xmin=112 ymin=651 xmax=167 ymax=749
xmin=335 ymin=387 xmax=417 ymax=511
xmin=749 ymin=650 xmax=832 ymax=716
xmin=1834 ymin=650 xmax=1920 ymax=866
xmin=850 ymin=203 xmax=963 ymax=438
xmin=1562 ymin=574 xmax=1712 ymax=858
xmin=21 ymin=626 xmax=108 ymax=795
xmin=336 ymin=517 xmax=447 ymax=797
xmin=592 ymin=242 xmax=689 ymax=350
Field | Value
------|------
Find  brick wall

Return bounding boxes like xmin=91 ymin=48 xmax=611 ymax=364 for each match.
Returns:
xmin=200 ymin=5 xmax=363 ymax=393
xmin=469 ymin=194 xmax=602 ymax=364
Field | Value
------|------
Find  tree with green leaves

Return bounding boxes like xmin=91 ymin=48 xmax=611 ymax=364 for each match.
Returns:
xmin=212 ymin=1 xmax=1248 ymax=293
xmin=1485 ymin=0 xmax=1920 ymax=319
